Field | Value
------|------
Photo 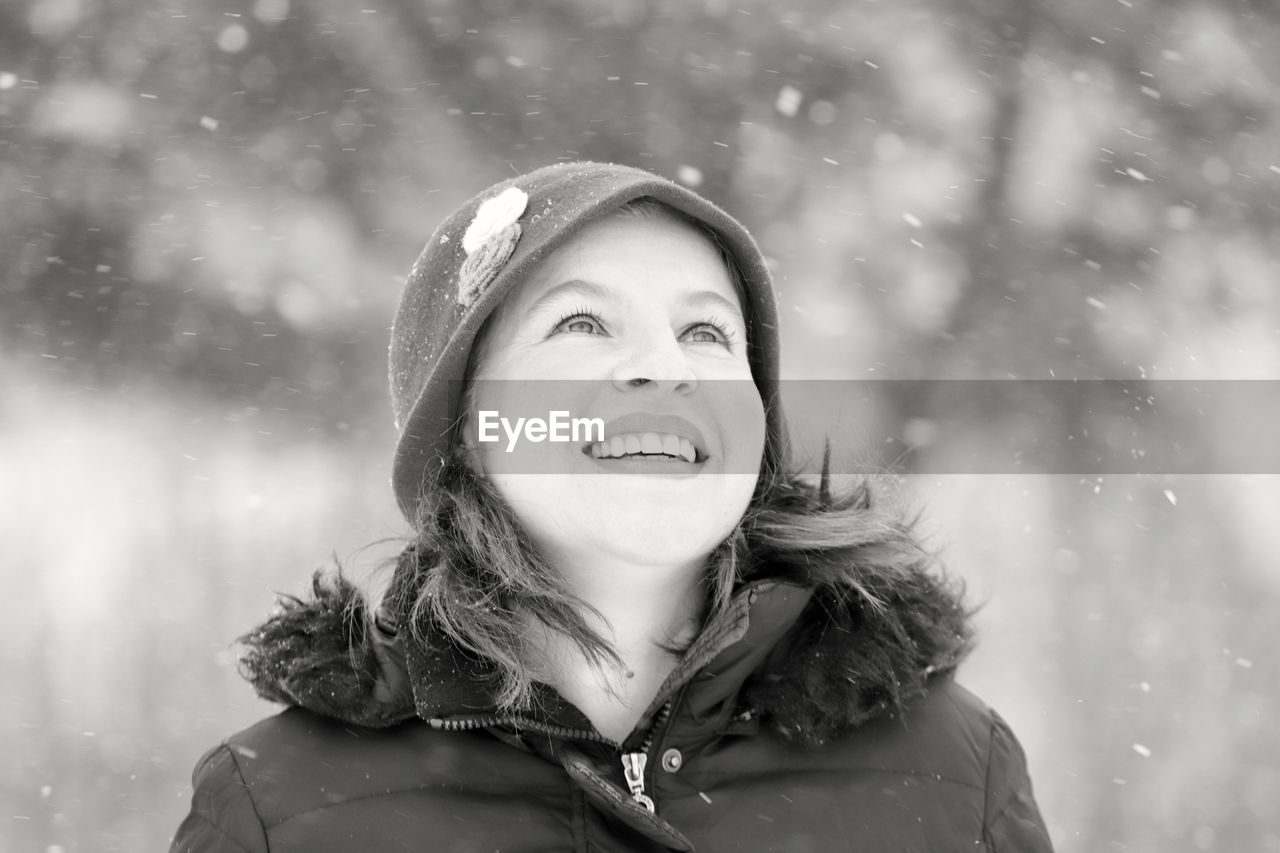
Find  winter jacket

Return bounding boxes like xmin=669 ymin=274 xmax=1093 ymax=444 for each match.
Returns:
xmin=172 ymin=558 xmax=1053 ymax=852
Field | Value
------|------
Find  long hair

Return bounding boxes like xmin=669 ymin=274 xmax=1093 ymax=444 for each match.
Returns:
xmin=401 ymin=434 xmax=947 ymax=714
xmin=393 ymin=200 xmax=956 ymax=713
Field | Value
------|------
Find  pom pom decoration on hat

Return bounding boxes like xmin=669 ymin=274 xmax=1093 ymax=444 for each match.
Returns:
xmin=457 ymin=186 xmax=529 ymax=308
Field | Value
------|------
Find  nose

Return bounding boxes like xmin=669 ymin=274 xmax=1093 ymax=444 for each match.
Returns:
xmin=610 ymin=331 xmax=698 ymax=395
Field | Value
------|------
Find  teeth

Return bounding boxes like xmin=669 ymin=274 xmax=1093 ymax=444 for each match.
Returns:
xmin=588 ymin=433 xmax=701 ymax=462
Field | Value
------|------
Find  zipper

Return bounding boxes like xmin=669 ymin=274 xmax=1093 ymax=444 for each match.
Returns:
xmin=619 ymin=698 xmax=674 ymax=814
xmin=433 ymin=695 xmax=679 ymax=815
xmin=620 ymin=752 xmax=654 ymax=812
xmin=428 ymin=715 xmax=614 ymax=744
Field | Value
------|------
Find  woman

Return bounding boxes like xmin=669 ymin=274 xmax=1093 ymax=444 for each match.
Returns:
xmin=172 ymin=162 xmax=1053 ymax=852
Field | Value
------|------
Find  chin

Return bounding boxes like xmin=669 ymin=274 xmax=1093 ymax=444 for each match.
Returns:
xmin=489 ymin=468 xmax=757 ymax=561
xmin=580 ymin=489 xmax=751 ymax=565
xmin=500 ymin=490 xmax=743 ymax=567
xmin=600 ymin=518 xmax=731 ymax=566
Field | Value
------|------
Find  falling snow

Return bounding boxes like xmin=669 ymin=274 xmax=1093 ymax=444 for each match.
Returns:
xmin=676 ymin=165 xmax=704 ymax=187
xmin=775 ymin=85 xmax=803 ymax=117
xmin=5 ymin=4 xmax=1279 ymax=851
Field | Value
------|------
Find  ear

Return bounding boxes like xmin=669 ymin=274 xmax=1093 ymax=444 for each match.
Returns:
xmin=454 ymin=411 xmax=487 ymax=476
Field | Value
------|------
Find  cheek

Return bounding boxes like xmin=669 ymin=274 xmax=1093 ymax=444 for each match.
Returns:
xmin=469 ymin=378 xmax=600 ymax=459
xmin=714 ymin=382 xmax=767 ymax=474
xmin=480 ymin=475 xmax=591 ymax=555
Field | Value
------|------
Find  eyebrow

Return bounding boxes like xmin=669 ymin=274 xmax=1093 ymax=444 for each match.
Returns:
xmin=526 ymin=279 xmax=613 ymax=316
xmin=527 ymin=279 xmax=746 ymax=322
xmin=686 ymin=289 xmax=746 ymax=320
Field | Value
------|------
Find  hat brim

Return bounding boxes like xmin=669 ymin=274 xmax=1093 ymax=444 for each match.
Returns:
xmin=391 ymin=163 xmax=783 ymax=522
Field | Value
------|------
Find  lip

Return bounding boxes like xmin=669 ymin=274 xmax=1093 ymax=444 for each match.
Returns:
xmin=586 ymin=412 xmax=709 ymax=461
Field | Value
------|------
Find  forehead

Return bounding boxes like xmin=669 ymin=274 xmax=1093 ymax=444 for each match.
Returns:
xmin=514 ymin=210 xmax=740 ymax=307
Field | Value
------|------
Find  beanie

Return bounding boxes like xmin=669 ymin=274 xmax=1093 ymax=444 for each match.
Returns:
xmin=388 ymin=161 xmax=782 ymax=522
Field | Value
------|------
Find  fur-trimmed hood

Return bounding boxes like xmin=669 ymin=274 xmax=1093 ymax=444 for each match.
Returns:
xmin=238 ymin=544 xmax=973 ymax=746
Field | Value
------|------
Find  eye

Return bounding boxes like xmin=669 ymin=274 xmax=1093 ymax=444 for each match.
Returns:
xmin=680 ymin=318 xmax=736 ymax=346
xmin=552 ymin=309 xmax=605 ymax=336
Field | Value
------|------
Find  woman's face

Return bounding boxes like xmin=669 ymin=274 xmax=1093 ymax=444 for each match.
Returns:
xmin=465 ymin=211 xmax=766 ymax=573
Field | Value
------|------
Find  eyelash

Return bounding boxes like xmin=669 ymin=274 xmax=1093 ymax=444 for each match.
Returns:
xmin=551 ymin=308 xmax=737 ymax=345
xmin=693 ymin=315 xmax=737 ymax=345
xmin=552 ymin=307 xmax=603 ymax=335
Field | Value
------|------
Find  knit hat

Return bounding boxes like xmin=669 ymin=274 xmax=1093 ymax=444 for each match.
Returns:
xmin=388 ymin=161 xmax=783 ymax=522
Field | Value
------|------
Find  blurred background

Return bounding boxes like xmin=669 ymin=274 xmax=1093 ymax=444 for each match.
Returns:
xmin=2 ymin=0 xmax=1278 ymax=850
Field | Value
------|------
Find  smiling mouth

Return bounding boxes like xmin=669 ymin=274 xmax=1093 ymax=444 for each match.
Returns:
xmin=584 ymin=432 xmax=702 ymax=463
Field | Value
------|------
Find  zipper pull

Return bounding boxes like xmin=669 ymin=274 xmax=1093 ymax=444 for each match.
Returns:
xmin=621 ymin=752 xmax=656 ymax=813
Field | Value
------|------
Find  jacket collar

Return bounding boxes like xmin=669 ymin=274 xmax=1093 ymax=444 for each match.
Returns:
xmin=237 ymin=547 xmax=971 ymax=745
xmin=373 ymin=579 xmax=811 ymax=736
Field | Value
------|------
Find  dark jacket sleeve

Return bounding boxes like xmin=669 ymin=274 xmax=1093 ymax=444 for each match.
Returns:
xmin=170 ymin=744 xmax=269 ymax=853
xmin=982 ymin=711 xmax=1055 ymax=852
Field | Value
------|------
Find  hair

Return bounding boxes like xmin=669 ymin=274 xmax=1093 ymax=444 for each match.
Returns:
xmin=390 ymin=199 xmax=952 ymax=713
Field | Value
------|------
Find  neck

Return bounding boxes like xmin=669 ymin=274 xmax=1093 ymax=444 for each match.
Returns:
xmin=527 ymin=549 xmax=708 ymax=743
